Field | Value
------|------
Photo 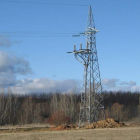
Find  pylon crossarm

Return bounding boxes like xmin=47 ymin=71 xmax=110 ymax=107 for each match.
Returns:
xmin=75 ymin=54 xmax=85 ymax=65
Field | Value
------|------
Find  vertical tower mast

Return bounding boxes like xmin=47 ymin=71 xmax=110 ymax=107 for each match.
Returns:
xmin=86 ymin=5 xmax=105 ymax=124
xmin=68 ymin=5 xmax=105 ymax=127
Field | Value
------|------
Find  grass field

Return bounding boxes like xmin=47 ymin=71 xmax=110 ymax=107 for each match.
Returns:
xmin=0 ymin=126 xmax=140 ymax=140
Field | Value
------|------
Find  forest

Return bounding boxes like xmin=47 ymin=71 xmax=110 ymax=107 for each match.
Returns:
xmin=0 ymin=91 xmax=140 ymax=126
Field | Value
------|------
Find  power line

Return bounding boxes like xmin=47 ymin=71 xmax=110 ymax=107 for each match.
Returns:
xmin=0 ymin=34 xmax=78 ymax=37
xmin=2 ymin=35 xmax=71 ymax=37
xmin=0 ymin=31 xmax=85 ymax=37
xmin=0 ymin=31 xmax=81 ymax=34
xmin=0 ymin=0 xmax=89 ymax=7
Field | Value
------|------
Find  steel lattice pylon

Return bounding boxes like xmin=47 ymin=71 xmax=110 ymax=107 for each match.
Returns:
xmin=68 ymin=5 xmax=105 ymax=127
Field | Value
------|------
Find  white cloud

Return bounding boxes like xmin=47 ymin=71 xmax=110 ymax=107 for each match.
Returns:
xmin=13 ymin=78 xmax=81 ymax=94
xmin=10 ymin=77 xmax=140 ymax=94
xmin=102 ymin=78 xmax=140 ymax=92
xmin=0 ymin=36 xmax=13 ymax=47
xmin=0 ymin=51 xmax=32 ymax=87
xmin=102 ymin=78 xmax=119 ymax=88
xmin=120 ymin=81 xmax=136 ymax=86
xmin=0 ymin=51 xmax=81 ymax=94
xmin=0 ymin=51 xmax=32 ymax=75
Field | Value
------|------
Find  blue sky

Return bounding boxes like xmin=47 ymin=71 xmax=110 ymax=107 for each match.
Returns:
xmin=0 ymin=0 xmax=140 ymax=93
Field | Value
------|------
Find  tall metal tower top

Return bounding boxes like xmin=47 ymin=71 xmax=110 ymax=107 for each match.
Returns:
xmin=87 ymin=5 xmax=95 ymax=29
xmin=79 ymin=6 xmax=99 ymax=37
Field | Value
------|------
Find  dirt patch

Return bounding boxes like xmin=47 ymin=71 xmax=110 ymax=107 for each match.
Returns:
xmin=50 ymin=124 xmax=78 ymax=130
xmin=50 ymin=118 xmax=126 ymax=130
xmin=84 ymin=118 xmax=125 ymax=129
xmin=127 ymin=122 xmax=140 ymax=127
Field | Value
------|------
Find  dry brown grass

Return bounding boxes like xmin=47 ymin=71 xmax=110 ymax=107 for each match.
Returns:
xmin=0 ymin=126 xmax=140 ymax=140
xmin=0 ymin=123 xmax=51 ymax=129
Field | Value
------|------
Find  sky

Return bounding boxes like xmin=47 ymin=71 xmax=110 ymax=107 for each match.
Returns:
xmin=0 ymin=0 xmax=140 ymax=93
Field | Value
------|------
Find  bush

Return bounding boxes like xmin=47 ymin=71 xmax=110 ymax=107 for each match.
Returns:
xmin=48 ymin=111 xmax=70 ymax=126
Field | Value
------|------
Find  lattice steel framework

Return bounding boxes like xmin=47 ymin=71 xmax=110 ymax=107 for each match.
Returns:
xmin=68 ymin=5 xmax=105 ymax=127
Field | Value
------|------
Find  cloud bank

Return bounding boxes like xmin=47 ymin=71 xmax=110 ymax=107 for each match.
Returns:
xmin=0 ymin=51 xmax=81 ymax=94
xmin=0 ymin=51 xmax=32 ymax=87
xmin=0 ymin=51 xmax=140 ymax=94
xmin=8 ymin=77 xmax=140 ymax=94
xmin=14 ymin=78 xmax=81 ymax=94
xmin=102 ymin=78 xmax=140 ymax=92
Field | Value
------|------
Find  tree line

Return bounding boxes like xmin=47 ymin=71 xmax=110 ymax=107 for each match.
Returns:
xmin=0 ymin=91 xmax=140 ymax=126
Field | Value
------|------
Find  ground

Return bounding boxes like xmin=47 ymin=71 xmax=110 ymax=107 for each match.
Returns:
xmin=0 ymin=126 xmax=140 ymax=140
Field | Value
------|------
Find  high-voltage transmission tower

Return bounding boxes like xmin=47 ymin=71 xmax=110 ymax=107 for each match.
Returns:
xmin=68 ymin=5 xmax=105 ymax=127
